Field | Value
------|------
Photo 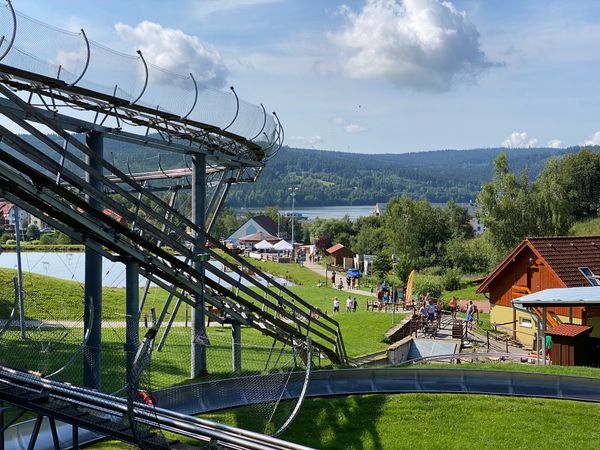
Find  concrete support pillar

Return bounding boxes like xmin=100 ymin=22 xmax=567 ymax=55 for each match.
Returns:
xmin=125 ymin=260 xmax=140 ymax=385
xmin=83 ymin=131 xmax=103 ymax=390
xmin=191 ymin=153 xmax=207 ymax=377
xmin=232 ymin=322 xmax=242 ymax=373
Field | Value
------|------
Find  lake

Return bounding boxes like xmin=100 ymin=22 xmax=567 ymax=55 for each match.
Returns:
xmin=237 ymin=205 xmax=376 ymax=220
xmin=0 ymin=252 xmax=292 ymax=288
xmin=238 ymin=202 xmax=473 ymax=220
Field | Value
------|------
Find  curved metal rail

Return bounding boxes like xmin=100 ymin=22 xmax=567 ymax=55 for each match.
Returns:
xmin=155 ymin=364 xmax=600 ymax=415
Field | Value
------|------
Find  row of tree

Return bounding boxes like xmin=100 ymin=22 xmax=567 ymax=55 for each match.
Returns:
xmin=477 ymin=149 xmax=600 ymax=254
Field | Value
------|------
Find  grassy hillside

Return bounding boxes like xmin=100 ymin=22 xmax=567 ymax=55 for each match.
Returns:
xmin=571 ymin=217 xmax=600 ymax=236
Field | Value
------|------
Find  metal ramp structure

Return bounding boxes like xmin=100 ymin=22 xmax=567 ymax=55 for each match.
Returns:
xmin=0 ymin=1 xmax=346 ymax=447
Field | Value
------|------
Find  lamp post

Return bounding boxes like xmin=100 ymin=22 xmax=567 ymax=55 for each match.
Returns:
xmin=288 ymin=187 xmax=299 ymax=252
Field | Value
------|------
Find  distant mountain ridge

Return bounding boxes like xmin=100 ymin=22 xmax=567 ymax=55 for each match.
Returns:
xmin=226 ymin=145 xmax=589 ymax=207
xmin=2 ymin=135 xmax=593 ymax=208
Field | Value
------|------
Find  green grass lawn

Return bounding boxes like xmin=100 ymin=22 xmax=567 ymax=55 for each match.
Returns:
xmin=93 ymin=392 xmax=600 ymax=449
xmin=411 ymin=362 xmax=600 ymax=378
xmin=243 ymin=258 xmax=324 ymax=286
xmin=442 ymin=284 xmax=487 ymax=302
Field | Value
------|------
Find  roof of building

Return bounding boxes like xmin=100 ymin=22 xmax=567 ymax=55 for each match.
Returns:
xmin=251 ymin=215 xmax=279 ymax=236
xmin=512 ymin=286 xmax=600 ymax=307
xmin=326 ymin=243 xmax=356 ymax=256
xmin=238 ymin=231 xmax=279 ymax=243
xmin=546 ymin=323 xmax=593 ymax=338
xmin=477 ymin=236 xmax=600 ymax=293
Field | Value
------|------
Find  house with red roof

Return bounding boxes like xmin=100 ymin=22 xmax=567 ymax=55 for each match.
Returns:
xmin=477 ymin=236 xmax=600 ymax=347
xmin=326 ymin=243 xmax=356 ymax=269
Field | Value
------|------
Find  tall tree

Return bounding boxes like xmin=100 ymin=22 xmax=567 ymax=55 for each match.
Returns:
xmin=476 ymin=153 xmax=540 ymax=252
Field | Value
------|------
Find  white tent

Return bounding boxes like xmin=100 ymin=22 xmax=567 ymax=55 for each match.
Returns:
xmin=254 ymin=239 xmax=273 ymax=250
xmin=273 ymin=240 xmax=294 ymax=252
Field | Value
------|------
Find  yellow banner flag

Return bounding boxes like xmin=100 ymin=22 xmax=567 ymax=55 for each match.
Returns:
xmin=405 ymin=269 xmax=415 ymax=308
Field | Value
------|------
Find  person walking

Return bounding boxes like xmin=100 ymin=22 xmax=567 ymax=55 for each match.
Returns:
xmin=346 ymin=295 xmax=353 ymax=312
xmin=466 ymin=301 xmax=475 ymax=329
xmin=353 ymin=297 xmax=358 ymax=312
xmin=333 ymin=297 xmax=340 ymax=314
xmin=331 ymin=270 xmax=336 ymax=288
xmin=449 ymin=296 xmax=458 ymax=320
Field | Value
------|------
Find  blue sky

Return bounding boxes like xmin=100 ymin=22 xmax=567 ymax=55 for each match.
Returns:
xmin=9 ymin=0 xmax=600 ymax=153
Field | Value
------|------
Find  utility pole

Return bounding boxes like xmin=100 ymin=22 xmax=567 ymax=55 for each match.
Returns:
xmin=288 ymin=187 xmax=298 ymax=253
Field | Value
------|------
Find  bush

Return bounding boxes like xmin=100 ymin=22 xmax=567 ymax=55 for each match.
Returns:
xmin=0 ymin=234 xmax=13 ymax=244
xmin=413 ymin=275 xmax=443 ymax=300
xmin=5 ymin=240 xmax=16 ymax=245
xmin=442 ymin=267 xmax=462 ymax=291
xmin=40 ymin=233 xmax=58 ymax=245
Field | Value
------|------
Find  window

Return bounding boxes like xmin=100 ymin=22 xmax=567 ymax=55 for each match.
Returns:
xmin=579 ymin=267 xmax=600 ymax=286
xmin=519 ymin=317 xmax=532 ymax=328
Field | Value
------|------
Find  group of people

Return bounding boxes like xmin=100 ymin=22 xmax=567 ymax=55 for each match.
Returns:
xmin=417 ymin=293 xmax=442 ymax=322
xmin=330 ymin=271 xmax=360 ymax=290
xmin=332 ymin=295 xmax=358 ymax=313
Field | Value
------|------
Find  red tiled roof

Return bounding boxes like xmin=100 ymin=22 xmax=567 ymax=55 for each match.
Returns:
xmin=546 ymin=323 xmax=593 ymax=337
xmin=528 ymin=236 xmax=600 ymax=287
xmin=326 ymin=243 xmax=345 ymax=254
xmin=477 ymin=236 xmax=600 ymax=293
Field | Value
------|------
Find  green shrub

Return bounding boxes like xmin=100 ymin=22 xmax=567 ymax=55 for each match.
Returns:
xmin=442 ymin=267 xmax=462 ymax=291
xmin=5 ymin=240 xmax=16 ymax=245
xmin=413 ymin=275 xmax=443 ymax=300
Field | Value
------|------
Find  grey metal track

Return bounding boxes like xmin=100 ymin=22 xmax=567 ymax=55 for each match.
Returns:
xmin=156 ymin=366 xmax=600 ymax=415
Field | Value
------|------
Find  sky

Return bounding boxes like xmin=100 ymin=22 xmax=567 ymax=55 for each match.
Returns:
xmin=7 ymin=0 xmax=600 ymax=153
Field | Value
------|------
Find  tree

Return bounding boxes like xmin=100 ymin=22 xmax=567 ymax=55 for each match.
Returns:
xmin=310 ymin=216 xmax=353 ymax=246
xmin=476 ymin=153 xmax=541 ymax=253
xmin=211 ymin=208 xmax=244 ymax=240
xmin=372 ymin=253 xmax=393 ymax=278
xmin=314 ymin=235 xmax=332 ymax=253
xmin=26 ymin=223 xmax=40 ymax=241
xmin=394 ymin=254 xmax=414 ymax=284
xmin=382 ymin=195 xmax=452 ymax=268
xmin=535 ymin=148 xmax=600 ymax=229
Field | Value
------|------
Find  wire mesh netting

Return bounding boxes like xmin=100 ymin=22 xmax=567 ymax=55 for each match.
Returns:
xmin=0 ymin=265 xmax=312 ymax=447
xmin=0 ymin=1 xmax=279 ymax=148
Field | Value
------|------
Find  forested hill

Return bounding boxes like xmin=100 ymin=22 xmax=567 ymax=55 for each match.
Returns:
xmin=226 ymin=145 xmax=585 ymax=207
xmin=3 ymin=134 xmax=591 ymax=207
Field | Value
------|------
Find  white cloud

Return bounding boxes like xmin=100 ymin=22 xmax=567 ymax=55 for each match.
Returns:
xmin=546 ymin=139 xmax=562 ymax=148
xmin=501 ymin=131 xmax=538 ymax=148
xmin=332 ymin=117 xmax=367 ymax=134
xmin=583 ymin=132 xmax=600 ymax=146
xmin=329 ymin=0 xmax=496 ymax=91
xmin=191 ymin=0 xmax=282 ymax=19
xmin=114 ymin=21 xmax=228 ymax=88
xmin=288 ymin=135 xmax=324 ymax=148
xmin=344 ymin=124 xmax=367 ymax=134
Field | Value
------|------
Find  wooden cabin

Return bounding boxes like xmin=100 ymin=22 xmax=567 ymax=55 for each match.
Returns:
xmin=326 ymin=243 xmax=356 ymax=269
xmin=477 ymin=236 xmax=600 ymax=347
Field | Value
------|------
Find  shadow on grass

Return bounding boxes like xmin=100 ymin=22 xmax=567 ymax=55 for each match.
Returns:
xmin=281 ymin=395 xmax=386 ymax=450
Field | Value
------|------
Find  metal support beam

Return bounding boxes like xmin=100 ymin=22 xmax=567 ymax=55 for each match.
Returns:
xmin=125 ymin=259 xmax=140 ymax=386
xmin=232 ymin=322 xmax=241 ymax=373
xmin=191 ymin=153 xmax=207 ymax=377
xmin=83 ymin=131 xmax=103 ymax=390
xmin=542 ymin=306 xmax=547 ymax=366
xmin=14 ymin=206 xmax=25 ymax=339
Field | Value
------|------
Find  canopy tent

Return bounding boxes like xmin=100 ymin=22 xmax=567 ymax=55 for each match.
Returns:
xmin=254 ymin=239 xmax=274 ymax=250
xmin=273 ymin=240 xmax=293 ymax=252
xmin=512 ymin=286 xmax=600 ymax=307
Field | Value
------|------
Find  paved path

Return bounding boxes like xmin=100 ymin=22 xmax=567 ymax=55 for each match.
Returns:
xmin=303 ymin=261 xmax=374 ymax=297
